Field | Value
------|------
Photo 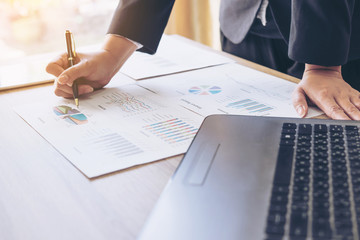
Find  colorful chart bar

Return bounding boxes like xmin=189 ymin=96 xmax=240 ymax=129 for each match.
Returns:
xmin=143 ymin=118 xmax=198 ymax=144
xmin=89 ymin=133 xmax=143 ymax=158
xmin=226 ymin=99 xmax=273 ymax=113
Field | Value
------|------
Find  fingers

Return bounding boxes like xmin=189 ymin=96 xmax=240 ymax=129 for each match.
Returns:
xmin=54 ymin=81 xmax=94 ymax=98
xmin=336 ymin=93 xmax=360 ymax=120
xmin=57 ymin=60 xmax=93 ymax=86
xmin=351 ymin=94 xmax=360 ymax=109
xmin=46 ymin=53 xmax=68 ymax=77
xmin=48 ymin=52 xmax=101 ymax=100
xmin=316 ymin=96 xmax=351 ymax=120
xmin=292 ymin=86 xmax=308 ymax=118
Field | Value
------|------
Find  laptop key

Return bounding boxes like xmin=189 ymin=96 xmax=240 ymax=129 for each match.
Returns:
xmin=347 ymin=135 xmax=360 ymax=141
xmin=281 ymin=133 xmax=295 ymax=139
xmin=273 ymin=145 xmax=294 ymax=186
xmin=266 ymin=224 xmax=285 ymax=235
xmin=289 ymin=212 xmax=308 ymax=237
xmin=314 ymin=124 xmax=328 ymax=133
xmin=313 ymin=199 xmax=330 ymax=210
xmin=314 ymin=132 xmax=327 ymax=139
xmin=330 ymin=132 xmax=344 ymax=138
xmin=330 ymin=125 xmax=343 ymax=132
xmin=298 ymin=135 xmax=311 ymax=141
xmin=345 ymin=125 xmax=358 ymax=131
xmin=347 ymin=141 xmax=360 ymax=148
xmin=312 ymin=218 xmax=332 ymax=238
xmin=270 ymin=204 xmax=287 ymax=213
xmin=298 ymin=124 xmax=312 ymax=135
xmin=292 ymin=193 xmax=309 ymax=203
xmin=291 ymin=202 xmax=308 ymax=213
xmin=267 ymin=212 xmax=286 ymax=225
xmin=281 ymin=128 xmax=296 ymax=134
xmin=271 ymin=193 xmax=288 ymax=203
xmin=283 ymin=123 xmax=297 ymax=129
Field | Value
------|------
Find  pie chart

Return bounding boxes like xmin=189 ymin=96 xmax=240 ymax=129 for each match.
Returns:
xmin=53 ymin=105 xmax=88 ymax=125
xmin=188 ymin=85 xmax=222 ymax=95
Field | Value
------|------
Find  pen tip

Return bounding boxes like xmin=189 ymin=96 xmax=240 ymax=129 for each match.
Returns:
xmin=75 ymin=98 xmax=79 ymax=108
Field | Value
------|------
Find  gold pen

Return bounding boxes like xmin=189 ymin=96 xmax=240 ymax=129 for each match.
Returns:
xmin=65 ymin=30 xmax=79 ymax=107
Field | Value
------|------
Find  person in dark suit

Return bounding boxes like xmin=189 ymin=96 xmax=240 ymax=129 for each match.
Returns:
xmin=46 ymin=0 xmax=360 ymax=120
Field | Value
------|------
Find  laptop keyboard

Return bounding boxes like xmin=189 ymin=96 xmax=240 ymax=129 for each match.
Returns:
xmin=265 ymin=123 xmax=360 ymax=240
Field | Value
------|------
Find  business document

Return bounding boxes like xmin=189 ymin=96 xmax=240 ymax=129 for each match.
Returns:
xmin=120 ymin=35 xmax=235 ymax=79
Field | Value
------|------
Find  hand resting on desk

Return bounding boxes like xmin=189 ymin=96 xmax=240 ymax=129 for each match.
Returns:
xmin=292 ymin=64 xmax=360 ymax=120
xmin=46 ymin=34 xmax=137 ymax=98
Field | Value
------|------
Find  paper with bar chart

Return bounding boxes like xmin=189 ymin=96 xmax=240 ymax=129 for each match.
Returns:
xmin=14 ymin=84 xmax=203 ymax=178
xmin=138 ymin=63 xmax=323 ymax=118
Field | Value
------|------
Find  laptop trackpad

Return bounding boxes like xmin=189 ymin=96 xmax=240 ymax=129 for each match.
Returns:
xmin=186 ymin=143 xmax=220 ymax=185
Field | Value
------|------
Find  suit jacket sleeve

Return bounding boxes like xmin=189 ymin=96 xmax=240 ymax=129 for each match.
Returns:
xmin=289 ymin=0 xmax=356 ymax=66
xmin=107 ymin=0 xmax=175 ymax=54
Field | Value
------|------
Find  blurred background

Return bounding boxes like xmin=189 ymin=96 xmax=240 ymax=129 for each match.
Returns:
xmin=0 ymin=0 xmax=118 ymax=63
xmin=165 ymin=0 xmax=221 ymax=50
xmin=0 ymin=0 xmax=221 ymax=64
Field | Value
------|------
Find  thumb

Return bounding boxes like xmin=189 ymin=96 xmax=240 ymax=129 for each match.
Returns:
xmin=57 ymin=60 xmax=92 ymax=86
xmin=292 ymin=86 xmax=308 ymax=118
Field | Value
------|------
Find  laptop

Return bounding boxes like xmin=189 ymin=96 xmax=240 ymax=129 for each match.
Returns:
xmin=138 ymin=114 xmax=360 ymax=240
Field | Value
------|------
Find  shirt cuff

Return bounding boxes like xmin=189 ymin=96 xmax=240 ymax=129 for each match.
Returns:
xmin=108 ymin=34 xmax=143 ymax=50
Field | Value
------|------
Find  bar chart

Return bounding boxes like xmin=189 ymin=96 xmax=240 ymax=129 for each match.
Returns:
xmin=85 ymin=132 xmax=143 ymax=159
xmin=143 ymin=118 xmax=198 ymax=144
xmin=225 ymin=99 xmax=274 ymax=113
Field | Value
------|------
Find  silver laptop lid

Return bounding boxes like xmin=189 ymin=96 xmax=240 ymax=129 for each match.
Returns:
xmin=138 ymin=115 xmax=360 ymax=240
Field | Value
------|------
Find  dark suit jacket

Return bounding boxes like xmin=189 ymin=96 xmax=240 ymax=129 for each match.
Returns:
xmin=108 ymin=0 xmax=360 ymax=66
xmin=270 ymin=0 xmax=360 ymax=66
xmin=108 ymin=0 xmax=175 ymax=54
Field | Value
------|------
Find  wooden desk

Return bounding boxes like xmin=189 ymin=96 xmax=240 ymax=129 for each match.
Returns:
xmin=0 ymin=37 xmax=304 ymax=240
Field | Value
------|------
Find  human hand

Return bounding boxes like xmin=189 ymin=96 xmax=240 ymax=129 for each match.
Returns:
xmin=46 ymin=34 xmax=137 ymax=98
xmin=292 ymin=64 xmax=360 ymax=120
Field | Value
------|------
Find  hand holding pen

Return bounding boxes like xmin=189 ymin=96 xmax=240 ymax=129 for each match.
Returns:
xmin=46 ymin=34 xmax=138 ymax=103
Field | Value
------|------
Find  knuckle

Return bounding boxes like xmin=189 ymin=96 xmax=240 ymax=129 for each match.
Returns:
xmin=317 ymin=89 xmax=330 ymax=100
xmin=345 ymin=106 xmax=358 ymax=114
xmin=292 ymin=87 xmax=305 ymax=102
xmin=354 ymin=102 xmax=360 ymax=108
xmin=292 ymin=89 xmax=301 ymax=100
xmin=328 ymin=105 xmax=344 ymax=115
xmin=45 ymin=64 xmax=52 ymax=73
xmin=82 ymin=59 xmax=91 ymax=68
xmin=352 ymin=95 xmax=360 ymax=104
xmin=54 ymin=88 xmax=62 ymax=97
